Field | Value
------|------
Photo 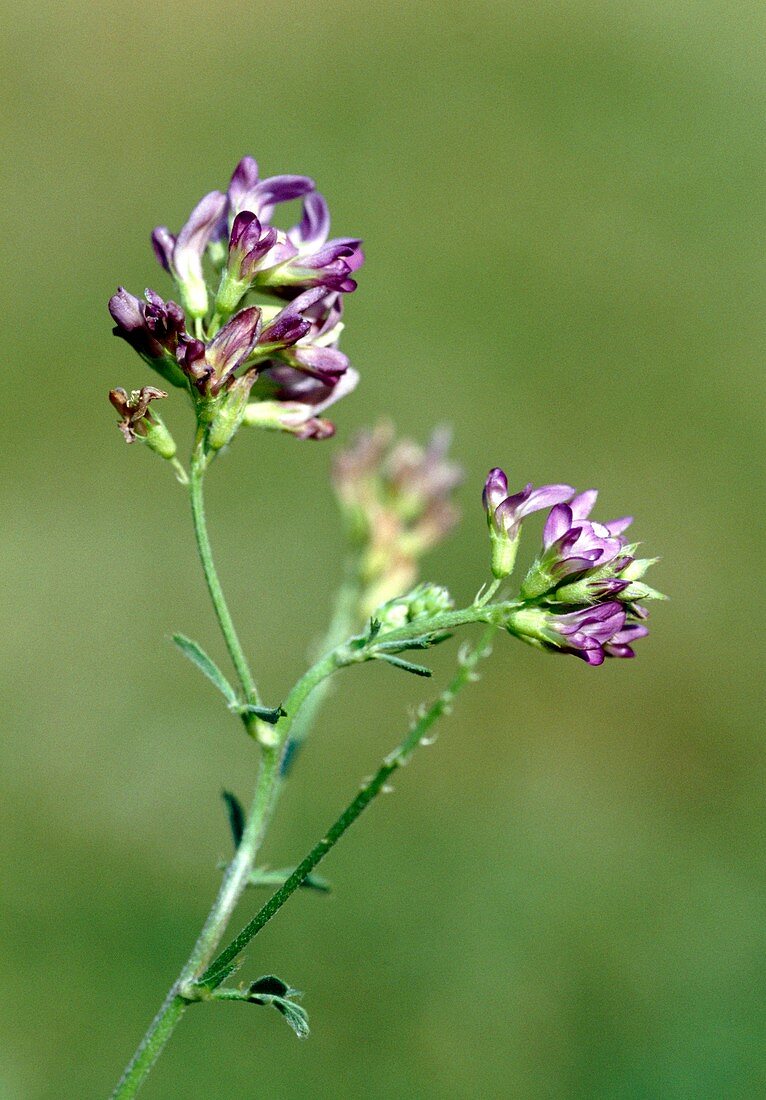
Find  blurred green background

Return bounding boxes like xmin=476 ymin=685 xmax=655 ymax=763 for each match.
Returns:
xmin=1 ymin=1 xmax=764 ymax=1096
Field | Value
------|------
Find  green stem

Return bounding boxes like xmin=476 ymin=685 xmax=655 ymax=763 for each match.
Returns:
xmin=189 ymin=454 xmax=260 ymax=706
xmin=112 ymin=643 xmax=347 ymax=1097
xmin=199 ymin=627 xmax=496 ymax=989
xmin=281 ymin=565 xmax=363 ymax=775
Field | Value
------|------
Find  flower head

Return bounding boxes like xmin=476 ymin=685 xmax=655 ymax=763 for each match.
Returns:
xmin=110 ymin=156 xmax=361 ymax=448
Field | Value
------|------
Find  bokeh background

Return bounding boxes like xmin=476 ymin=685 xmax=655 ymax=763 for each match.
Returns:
xmin=1 ymin=1 xmax=764 ymax=1096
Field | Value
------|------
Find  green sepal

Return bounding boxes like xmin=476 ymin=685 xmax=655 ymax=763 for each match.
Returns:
xmin=172 ymin=634 xmax=238 ymax=708
xmin=140 ymin=352 xmax=189 ymax=391
xmin=221 ymin=790 xmax=245 ymax=848
xmin=246 ymin=867 xmax=331 ymax=893
xmin=377 ymin=654 xmax=432 ymax=677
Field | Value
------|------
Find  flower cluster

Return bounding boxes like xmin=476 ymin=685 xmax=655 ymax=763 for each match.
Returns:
xmin=332 ymin=423 xmax=463 ymax=616
xmin=484 ymin=469 xmax=664 ymax=665
xmin=109 ymin=156 xmax=362 ymax=448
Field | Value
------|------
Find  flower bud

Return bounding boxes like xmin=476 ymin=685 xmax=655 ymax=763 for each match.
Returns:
xmin=483 ymin=470 xmax=574 ymax=580
xmin=372 ymin=583 xmax=454 ymax=631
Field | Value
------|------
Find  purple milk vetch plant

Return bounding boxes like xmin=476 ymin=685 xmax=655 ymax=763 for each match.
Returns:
xmin=106 ymin=156 xmax=665 ymax=1099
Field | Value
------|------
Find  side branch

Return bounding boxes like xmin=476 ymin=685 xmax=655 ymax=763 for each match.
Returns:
xmin=199 ymin=627 xmax=497 ymax=989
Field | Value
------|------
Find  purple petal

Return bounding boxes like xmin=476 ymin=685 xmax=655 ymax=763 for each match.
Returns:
xmin=206 ymin=306 xmax=261 ymax=375
xmin=228 ymin=156 xmax=260 ymax=213
xmin=291 ymin=192 xmax=330 ymax=250
xmin=543 ymin=504 xmax=573 ymax=549
xmin=520 ymin=484 xmax=575 ymax=519
xmin=603 ymin=644 xmax=635 ymax=659
xmin=254 ymin=174 xmax=315 ymax=221
xmin=482 ymin=468 xmax=508 ymax=512
xmin=287 ymin=344 xmax=349 ymax=381
xmin=569 ymin=489 xmax=598 ymax=520
xmin=611 ymin=623 xmax=649 ymax=644
xmin=151 ymin=227 xmax=176 ymax=273
xmin=606 ymin=516 xmax=633 ymax=536
xmin=174 ymin=191 xmax=227 ymax=280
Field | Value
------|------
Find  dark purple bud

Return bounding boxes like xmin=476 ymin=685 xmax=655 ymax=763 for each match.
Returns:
xmin=151 ymin=227 xmax=176 ymax=273
xmin=176 ymin=337 xmax=213 ymax=391
xmin=228 ymin=212 xmax=279 ymax=281
xmin=109 ymin=287 xmax=187 ymax=361
xmin=206 ymin=306 xmax=261 ymax=380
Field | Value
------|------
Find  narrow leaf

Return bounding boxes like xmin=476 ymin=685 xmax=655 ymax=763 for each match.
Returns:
xmin=378 ymin=654 xmax=432 ymax=677
xmin=222 ymin=790 xmax=245 ymax=848
xmin=172 ymin=634 xmax=238 ymax=707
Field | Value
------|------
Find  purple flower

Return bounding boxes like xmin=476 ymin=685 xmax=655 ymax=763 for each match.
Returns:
xmin=256 ymin=192 xmax=363 ymax=294
xmin=244 ymin=364 xmax=360 ymax=440
xmin=152 ymin=191 xmax=227 ymax=317
xmin=216 ymin=191 xmax=364 ymax=305
xmin=521 ymin=490 xmax=663 ymax=603
xmin=109 ymin=288 xmax=189 ymax=388
xmin=505 ymin=601 xmax=644 ymax=666
xmin=483 ymin=468 xmax=574 ymax=578
xmin=226 ymin=156 xmax=315 ymax=223
xmin=548 ymin=602 xmax=630 ymax=665
xmin=535 ymin=502 xmax=624 ymax=581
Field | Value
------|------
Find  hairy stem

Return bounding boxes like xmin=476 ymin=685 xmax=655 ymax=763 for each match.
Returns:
xmin=189 ymin=452 xmax=260 ymax=706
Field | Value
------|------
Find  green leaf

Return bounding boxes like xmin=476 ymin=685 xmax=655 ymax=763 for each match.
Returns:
xmin=249 ymin=975 xmax=291 ymax=998
xmin=247 ymin=975 xmax=310 ymax=1039
xmin=377 ymin=654 xmax=433 ymax=677
xmin=235 ymin=703 xmax=287 ymax=725
xmin=274 ymin=998 xmax=310 ymax=1039
xmin=172 ymin=634 xmax=238 ymax=708
xmin=246 ymin=867 xmax=332 ymax=893
xmin=374 ymin=634 xmax=437 ymax=653
xmin=222 ymin=790 xmax=245 ymax=848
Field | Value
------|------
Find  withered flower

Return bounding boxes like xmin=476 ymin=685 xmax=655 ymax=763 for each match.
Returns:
xmin=108 ymin=387 xmax=176 ymax=459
